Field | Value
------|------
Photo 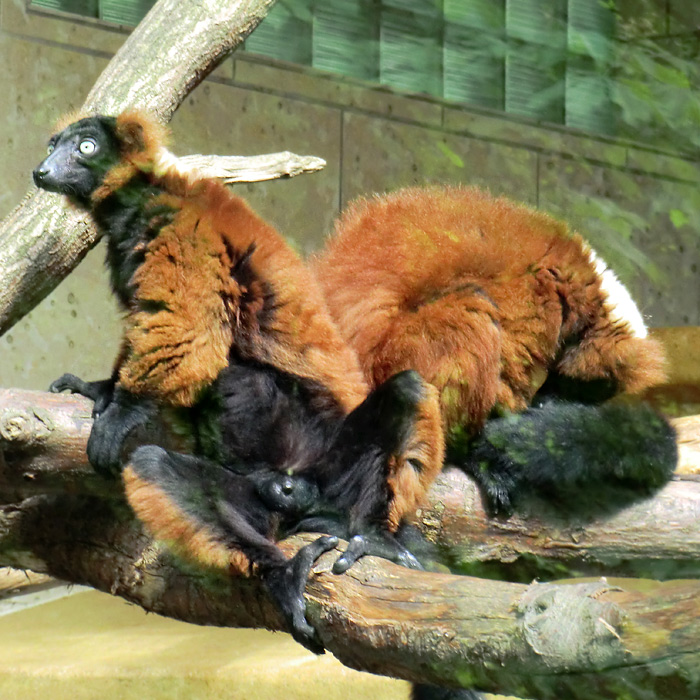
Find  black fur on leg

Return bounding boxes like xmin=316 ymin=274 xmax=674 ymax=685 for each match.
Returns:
xmin=88 ymin=388 xmax=156 ymax=476
xmin=319 ymin=370 xmax=428 ymax=531
xmin=456 ymin=401 xmax=677 ymax=516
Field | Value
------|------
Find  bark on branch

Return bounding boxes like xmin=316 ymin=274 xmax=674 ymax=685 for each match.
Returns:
xmin=178 ymin=152 xmax=327 ymax=183
xmin=0 ymin=0 xmax=293 ymax=336
xmin=1 ymin=388 xmax=700 ymax=698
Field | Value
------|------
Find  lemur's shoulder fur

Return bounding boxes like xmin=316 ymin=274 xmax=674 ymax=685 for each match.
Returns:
xmin=86 ymin=112 xmax=369 ymax=410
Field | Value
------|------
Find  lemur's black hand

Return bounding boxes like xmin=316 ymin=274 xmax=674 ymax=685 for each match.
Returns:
xmin=87 ymin=389 xmax=156 ymax=477
xmin=49 ymin=373 xmax=116 ymax=417
xmin=262 ymin=535 xmax=338 ymax=654
xmin=332 ymin=533 xmax=423 ymax=575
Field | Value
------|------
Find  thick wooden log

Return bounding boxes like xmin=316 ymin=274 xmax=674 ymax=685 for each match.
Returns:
xmin=0 ymin=495 xmax=699 ymax=699
xmin=1 ymin=388 xmax=698 ymax=578
xmin=2 ymin=388 xmax=700 ymax=697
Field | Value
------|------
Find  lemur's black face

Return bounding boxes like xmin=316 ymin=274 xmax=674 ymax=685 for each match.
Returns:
xmin=33 ymin=116 xmax=120 ymax=203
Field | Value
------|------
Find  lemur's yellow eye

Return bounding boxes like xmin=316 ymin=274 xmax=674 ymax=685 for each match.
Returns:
xmin=79 ymin=139 xmax=96 ymax=156
xmin=46 ymin=143 xmax=55 ymax=155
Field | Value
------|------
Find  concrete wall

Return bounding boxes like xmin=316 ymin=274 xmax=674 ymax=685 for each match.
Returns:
xmin=1 ymin=0 xmax=700 ymax=391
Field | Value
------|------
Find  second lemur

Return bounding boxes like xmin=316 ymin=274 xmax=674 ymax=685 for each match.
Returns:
xmin=312 ymin=186 xmax=677 ymax=513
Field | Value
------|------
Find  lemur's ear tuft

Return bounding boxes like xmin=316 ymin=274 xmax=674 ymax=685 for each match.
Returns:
xmin=91 ymin=111 xmax=171 ymax=202
xmin=115 ymin=110 xmax=170 ymax=157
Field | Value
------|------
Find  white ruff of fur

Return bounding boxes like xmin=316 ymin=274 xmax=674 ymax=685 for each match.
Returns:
xmin=585 ymin=244 xmax=648 ymax=339
xmin=154 ymin=147 xmax=202 ymax=182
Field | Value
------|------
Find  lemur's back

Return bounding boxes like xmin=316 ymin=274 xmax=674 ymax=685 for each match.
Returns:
xmin=313 ymin=185 xmax=666 ymax=431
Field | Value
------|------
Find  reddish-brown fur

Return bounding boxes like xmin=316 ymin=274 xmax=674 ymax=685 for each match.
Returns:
xmin=95 ymin=114 xmax=444 ymax=550
xmin=385 ymin=379 xmax=443 ymax=531
xmin=312 ymin=186 xmax=666 ymax=435
xmin=99 ymin=113 xmax=369 ymax=413
xmin=123 ymin=466 xmax=251 ymax=574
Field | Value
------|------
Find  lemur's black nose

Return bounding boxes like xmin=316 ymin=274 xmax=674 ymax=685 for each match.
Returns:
xmin=33 ymin=168 xmax=48 ymax=187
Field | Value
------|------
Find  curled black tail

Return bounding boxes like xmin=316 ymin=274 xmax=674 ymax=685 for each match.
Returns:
xmin=454 ymin=401 xmax=677 ymax=516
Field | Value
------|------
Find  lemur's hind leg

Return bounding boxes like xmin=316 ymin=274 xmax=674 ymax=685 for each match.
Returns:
xmin=322 ymin=370 xmax=443 ymax=573
xmin=554 ymin=322 xmax=666 ymax=398
xmin=124 ymin=445 xmax=337 ymax=654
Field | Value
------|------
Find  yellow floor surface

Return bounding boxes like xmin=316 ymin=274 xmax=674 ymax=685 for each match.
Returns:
xmin=0 ymin=588 xmax=410 ymax=699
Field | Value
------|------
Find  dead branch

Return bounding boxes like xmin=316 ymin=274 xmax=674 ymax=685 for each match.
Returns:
xmin=178 ymin=152 xmax=327 ymax=183
xmin=1 ymin=388 xmax=700 ymax=698
xmin=0 ymin=0 xmax=285 ymax=337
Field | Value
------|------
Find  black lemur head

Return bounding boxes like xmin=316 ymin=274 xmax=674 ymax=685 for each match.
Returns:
xmin=33 ymin=116 xmax=121 ymax=204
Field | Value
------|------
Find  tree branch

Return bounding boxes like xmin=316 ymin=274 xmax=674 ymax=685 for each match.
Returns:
xmin=418 ymin=468 xmax=700 ymax=581
xmin=177 ymin=152 xmax=327 ymax=183
xmin=1 ymin=388 xmax=699 ymax=698
xmin=0 ymin=0 xmax=285 ymax=336
xmin=2 ymin=495 xmax=700 ymax=699
xmin=2 ymin=389 xmax=698 ymax=578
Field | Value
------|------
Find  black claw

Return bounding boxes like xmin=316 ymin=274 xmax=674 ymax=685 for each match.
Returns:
xmin=332 ymin=534 xmax=367 ymax=574
xmin=263 ymin=535 xmax=338 ymax=654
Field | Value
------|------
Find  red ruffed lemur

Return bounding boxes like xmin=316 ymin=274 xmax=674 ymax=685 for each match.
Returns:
xmin=311 ymin=185 xmax=677 ymax=515
xmin=33 ymin=113 xmax=677 ymax=660
xmin=32 ymin=112 xmax=445 ymax=653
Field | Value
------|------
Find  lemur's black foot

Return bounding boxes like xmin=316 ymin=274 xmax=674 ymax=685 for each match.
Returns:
xmin=332 ymin=533 xmax=423 ymax=575
xmin=87 ymin=389 xmax=156 ymax=477
xmin=262 ymin=535 xmax=339 ymax=654
xmin=50 ymin=373 xmax=116 ymax=417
